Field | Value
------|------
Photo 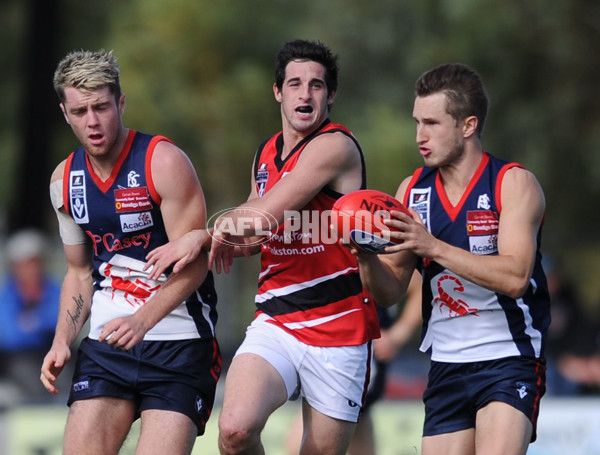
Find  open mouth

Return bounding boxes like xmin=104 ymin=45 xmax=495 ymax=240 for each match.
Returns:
xmin=89 ymin=133 xmax=104 ymax=144
xmin=296 ymin=106 xmax=313 ymax=114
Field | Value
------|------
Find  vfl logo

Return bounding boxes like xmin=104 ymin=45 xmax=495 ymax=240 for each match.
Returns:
xmin=73 ymin=199 xmax=86 ymax=220
xmin=434 ymin=274 xmax=478 ymax=317
xmin=256 ymin=163 xmax=269 ymax=197
xmin=516 ymin=383 xmax=529 ymax=399
xmin=127 ymin=170 xmax=140 ymax=188
xmin=409 ymin=188 xmax=430 ymax=230
xmin=196 ymin=396 xmax=204 ymax=414
xmin=70 ymin=170 xmax=89 ymax=223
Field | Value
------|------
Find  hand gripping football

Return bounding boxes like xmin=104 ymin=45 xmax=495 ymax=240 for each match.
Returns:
xmin=332 ymin=189 xmax=409 ymax=254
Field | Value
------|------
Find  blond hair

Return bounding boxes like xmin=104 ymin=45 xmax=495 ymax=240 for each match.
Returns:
xmin=53 ymin=49 xmax=121 ymax=103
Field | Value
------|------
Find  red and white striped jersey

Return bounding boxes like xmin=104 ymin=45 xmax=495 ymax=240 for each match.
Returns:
xmin=253 ymin=120 xmax=379 ymax=347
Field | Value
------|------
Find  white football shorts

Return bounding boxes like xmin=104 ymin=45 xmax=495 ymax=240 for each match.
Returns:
xmin=234 ymin=313 xmax=370 ymax=422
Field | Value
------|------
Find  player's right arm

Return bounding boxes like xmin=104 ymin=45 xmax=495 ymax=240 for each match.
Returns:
xmin=41 ymin=162 xmax=94 ymax=395
xmin=207 ymin=155 xmax=269 ymax=272
xmin=373 ymin=271 xmax=422 ymax=362
xmin=356 ymin=247 xmax=417 ymax=308
xmin=209 ymin=131 xmax=363 ymax=271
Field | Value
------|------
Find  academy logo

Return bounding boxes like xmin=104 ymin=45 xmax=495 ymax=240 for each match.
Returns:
xmin=121 ymin=212 xmax=154 ymax=233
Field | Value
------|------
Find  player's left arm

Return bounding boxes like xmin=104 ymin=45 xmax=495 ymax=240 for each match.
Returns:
xmin=355 ymin=176 xmax=420 ymax=307
xmin=394 ymin=167 xmax=545 ymax=298
xmin=100 ymin=140 xmax=208 ymax=349
xmin=494 ymin=167 xmax=546 ymax=295
xmin=146 ymin=147 xmax=267 ymax=277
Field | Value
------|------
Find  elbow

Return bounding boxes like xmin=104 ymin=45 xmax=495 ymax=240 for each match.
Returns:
xmin=375 ymin=296 xmax=399 ymax=308
xmin=504 ymin=277 xmax=531 ymax=299
xmin=363 ymin=284 xmax=394 ymax=308
xmin=365 ymin=284 xmax=407 ymax=309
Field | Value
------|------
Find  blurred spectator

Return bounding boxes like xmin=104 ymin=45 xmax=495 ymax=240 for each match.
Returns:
xmin=0 ymin=229 xmax=62 ymax=402
xmin=544 ymin=257 xmax=600 ymax=395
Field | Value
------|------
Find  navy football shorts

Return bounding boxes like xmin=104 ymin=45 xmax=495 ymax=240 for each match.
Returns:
xmin=68 ymin=337 xmax=221 ymax=435
xmin=422 ymin=356 xmax=546 ymax=441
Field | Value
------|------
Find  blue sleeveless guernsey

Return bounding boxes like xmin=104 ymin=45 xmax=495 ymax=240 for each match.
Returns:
xmin=404 ymin=152 xmax=550 ymax=362
xmin=63 ymin=130 xmax=217 ymax=341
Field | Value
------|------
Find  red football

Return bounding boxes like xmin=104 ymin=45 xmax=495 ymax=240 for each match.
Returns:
xmin=331 ymin=189 xmax=410 ymax=254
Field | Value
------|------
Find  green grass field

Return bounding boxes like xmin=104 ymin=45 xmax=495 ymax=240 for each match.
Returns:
xmin=6 ymin=397 xmax=600 ymax=454
xmin=6 ymin=400 xmax=423 ymax=455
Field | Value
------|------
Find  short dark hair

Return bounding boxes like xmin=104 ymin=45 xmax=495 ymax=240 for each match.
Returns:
xmin=274 ymin=39 xmax=339 ymax=96
xmin=415 ymin=63 xmax=489 ymax=138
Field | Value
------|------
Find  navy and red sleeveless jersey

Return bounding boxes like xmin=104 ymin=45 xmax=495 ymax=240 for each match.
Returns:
xmin=63 ymin=130 xmax=218 ymax=341
xmin=405 ymin=151 xmax=550 ymax=362
xmin=252 ymin=120 xmax=380 ymax=347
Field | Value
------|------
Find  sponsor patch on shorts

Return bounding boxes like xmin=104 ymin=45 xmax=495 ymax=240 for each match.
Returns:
xmin=72 ymin=380 xmax=90 ymax=392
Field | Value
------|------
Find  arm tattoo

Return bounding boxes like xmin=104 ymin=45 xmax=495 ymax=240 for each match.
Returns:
xmin=66 ymin=293 xmax=86 ymax=332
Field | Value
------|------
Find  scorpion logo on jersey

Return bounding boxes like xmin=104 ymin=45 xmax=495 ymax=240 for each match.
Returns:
xmin=101 ymin=261 xmax=161 ymax=308
xmin=434 ymin=274 xmax=479 ymax=317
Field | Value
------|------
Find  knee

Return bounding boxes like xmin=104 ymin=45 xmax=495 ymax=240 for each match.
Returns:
xmin=218 ymin=420 xmax=260 ymax=455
